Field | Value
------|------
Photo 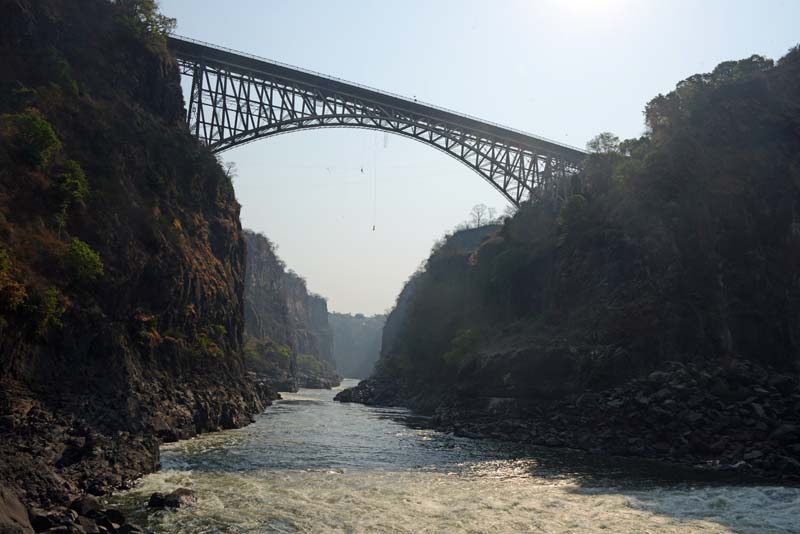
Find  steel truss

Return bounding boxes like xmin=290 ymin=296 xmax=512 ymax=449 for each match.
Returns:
xmin=168 ymin=36 xmax=586 ymax=206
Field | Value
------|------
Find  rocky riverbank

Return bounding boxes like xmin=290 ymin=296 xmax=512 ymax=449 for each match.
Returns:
xmin=0 ymin=374 xmax=274 ymax=533
xmin=0 ymin=491 xmax=151 ymax=534
xmin=336 ymin=356 xmax=800 ymax=482
xmin=0 ymin=0 xmax=279 ymax=530
xmin=296 ymin=372 xmax=342 ymax=390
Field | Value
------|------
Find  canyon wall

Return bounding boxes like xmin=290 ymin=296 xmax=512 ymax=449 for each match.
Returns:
xmin=243 ymin=230 xmax=340 ymax=390
xmin=0 ymin=0 xmax=273 ymax=509
xmin=338 ymin=51 xmax=800 ymax=480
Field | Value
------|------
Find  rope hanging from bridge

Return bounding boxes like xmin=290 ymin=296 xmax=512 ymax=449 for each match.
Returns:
xmin=372 ymin=132 xmax=378 ymax=232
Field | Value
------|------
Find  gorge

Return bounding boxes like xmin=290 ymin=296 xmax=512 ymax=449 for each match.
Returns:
xmin=336 ymin=48 xmax=800 ymax=483
xmin=329 ymin=312 xmax=385 ymax=380
xmin=1 ymin=0 xmax=799 ymax=533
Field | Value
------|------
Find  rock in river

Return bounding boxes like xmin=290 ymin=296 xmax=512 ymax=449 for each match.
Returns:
xmin=148 ymin=488 xmax=197 ymax=509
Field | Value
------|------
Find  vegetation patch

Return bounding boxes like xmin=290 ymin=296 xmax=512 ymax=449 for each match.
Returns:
xmin=442 ymin=329 xmax=480 ymax=369
xmin=296 ymin=353 xmax=322 ymax=374
xmin=0 ymin=108 xmax=61 ymax=169
xmin=66 ymin=238 xmax=104 ymax=283
xmin=198 ymin=334 xmax=224 ymax=359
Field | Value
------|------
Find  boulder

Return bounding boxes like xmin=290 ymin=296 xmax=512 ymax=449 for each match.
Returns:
xmin=117 ymin=525 xmax=146 ymax=534
xmin=75 ymin=516 xmax=100 ymax=534
xmin=0 ymin=488 xmax=33 ymax=534
xmin=101 ymin=509 xmax=125 ymax=526
xmin=69 ymin=496 xmax=102 ymax=518
xmin=648 ymin=371 xmax=670 ymax=384
xmin=770 ymin=424 xmax=799 ymax=444
xmin=148 ymin=488 xmax=196 ymax=509
xmin=767 ymin=374 xmax=796 ymax=395
xmin=147 ymin=493 xmax=166 ymax=509
xmin=27 ymin=509 xmax=56 ymax=532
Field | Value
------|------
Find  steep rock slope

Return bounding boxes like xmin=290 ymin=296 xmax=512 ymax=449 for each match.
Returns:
xmin=243 ymin=230 xmax=340 ymax=389
xmin=379 ymin=224 xmax=501 ymax=368
xmin=0 ymin=0 xmax=271 ymax=510
xmin=338 ymin=51 xmax=800 ymax=480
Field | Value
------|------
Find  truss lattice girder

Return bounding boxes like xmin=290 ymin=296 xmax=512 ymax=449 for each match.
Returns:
xmin=170 ymin=37 xmax=585 ymax=206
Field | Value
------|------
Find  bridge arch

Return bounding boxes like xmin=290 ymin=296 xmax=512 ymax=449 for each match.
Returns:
xmin=213 ymin=119 xmax=537 ymax=206
xmin=168 ymin=36 xmax=586 ymax=206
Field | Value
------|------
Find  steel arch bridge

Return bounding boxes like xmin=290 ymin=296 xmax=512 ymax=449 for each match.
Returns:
xmin=167 ymin=36 xmax=586 ymax=206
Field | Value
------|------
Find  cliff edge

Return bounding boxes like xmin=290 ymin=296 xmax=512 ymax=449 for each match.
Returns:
xmin=0 ymin=0 xmax=271 ymax=514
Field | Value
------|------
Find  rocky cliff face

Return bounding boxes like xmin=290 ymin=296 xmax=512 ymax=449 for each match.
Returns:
xmin=380 ymin=224 xmax=500 ymax=363
xmin=243 ymin=230 xmax=291 ymax=346
xmin=283 ymin=273 xmax=335 ymax=367
xmin=337 ymin=51 xmax=800 ymax=480
xmin=0 ymin=0 xmax=271 ymax=512
xmin=330 ymin=313 xmax=385 ymax=379
xmin=243 ymin=230 xmax=340 ymax=389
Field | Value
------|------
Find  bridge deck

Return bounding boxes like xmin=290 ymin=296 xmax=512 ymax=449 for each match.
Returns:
xmin=167 ymin=36 xmax=586 ymax=163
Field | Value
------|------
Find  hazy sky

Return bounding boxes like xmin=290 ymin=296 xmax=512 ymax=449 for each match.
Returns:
xmin=159 ymin=0 xmax=799 ymax=315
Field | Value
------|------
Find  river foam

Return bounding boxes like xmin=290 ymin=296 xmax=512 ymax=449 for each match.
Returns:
xmin=111 ymin=381 xmax=800 ymax=533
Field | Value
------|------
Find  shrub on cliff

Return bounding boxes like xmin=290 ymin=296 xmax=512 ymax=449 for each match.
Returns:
xmin=0 ymin=246 xmax=9 ymax=273
xmin=198 ymin=334 xmax=224 ymax=359
xmin=66 ymin=238 xmax=103 ymax=283
xmin=442 ymin=329 xmax=479 ymax=369
xmin=297 ymin=353 xmax=322 ymax=374
xmin=114 ymin=0 xmax=176 ymax=51
xmin=0 ymin=247 xmax=27 ymax=328
xmin=56 ymin=160 xmax=89 ymax=207
xmin=54 ymin=160 xmax=89 ymax=234
xmin=0 ymin=109 xmax=61 ymax=169
xmin=30 ymin=287 xmax=65 ymax=336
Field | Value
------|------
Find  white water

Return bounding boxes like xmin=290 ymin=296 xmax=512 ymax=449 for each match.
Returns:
xmin=111 ymin=380 xmax=800 ymax=533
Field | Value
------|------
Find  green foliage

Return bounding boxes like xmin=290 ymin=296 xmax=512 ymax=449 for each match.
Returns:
xmin=54 ymin=160 xmax=90 ymax=234
xmin=276 ymin=344 xmax=291 ymax=359
xmin=373 ymin=352 xmax=411 ymax=379
xmin=57 ymin=160 xmax=89 ymax=206
xmin=586 ymin=132 xmax=620 ymax=154
xmin=212 ymin=324 xmax=227 ymax=338
xmin=243 ymin=345 xmax=259 ymax=362
xmin=0 ymin=109 xmax=61 ymax=169
xmin=559 ymin=194 xmax=589 ymax=229
xmin=0 ymin=246 xmax=9 ymax=274
xmin=115 ymin=0 xmax=176 ymax=49
xmin=66 ymin=238 xmax=104 ymax=283
xmin=162 ymin=327 xmax=186 ymax=340
xmin=11 ymin=83 xmax=36 ymax=102
xmin=442 ymin=329 xmax=479 ymax=368
xmin=39 ymin=47 xmax=78 ymax=95
xmin=296 ymin=353 xmax=322 ymax=374
xmin=198 ymin=334 xmax=224 ymax=358
xmin=0 ymin=247 xmax=28 ymax=328
xmin=29 ymin=287 xmax=65 ymax=336
xmin=644 ymin=55 xmax=774 ymax=140
xmin=245 ymin=339 xmax=292 ymax=368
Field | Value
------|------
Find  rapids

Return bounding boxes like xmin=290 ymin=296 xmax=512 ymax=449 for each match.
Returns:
xmin=110 ymin=380 xmax=800 ymax=533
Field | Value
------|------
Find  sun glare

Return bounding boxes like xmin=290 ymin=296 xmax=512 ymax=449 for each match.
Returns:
xmin=552 ymin=0 xmax=623 ymax=17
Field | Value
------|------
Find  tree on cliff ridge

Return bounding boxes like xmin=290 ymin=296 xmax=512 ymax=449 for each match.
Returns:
xmin=586 ymin=132 xmax=620 ymax=154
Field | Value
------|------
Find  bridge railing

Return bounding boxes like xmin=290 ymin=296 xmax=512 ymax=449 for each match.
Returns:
xmin=168 ymin=34 xmax=586 ymax=155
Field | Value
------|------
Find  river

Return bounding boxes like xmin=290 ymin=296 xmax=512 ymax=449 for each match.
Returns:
xmin=111 ymin=379 xmax=800 ymax=533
